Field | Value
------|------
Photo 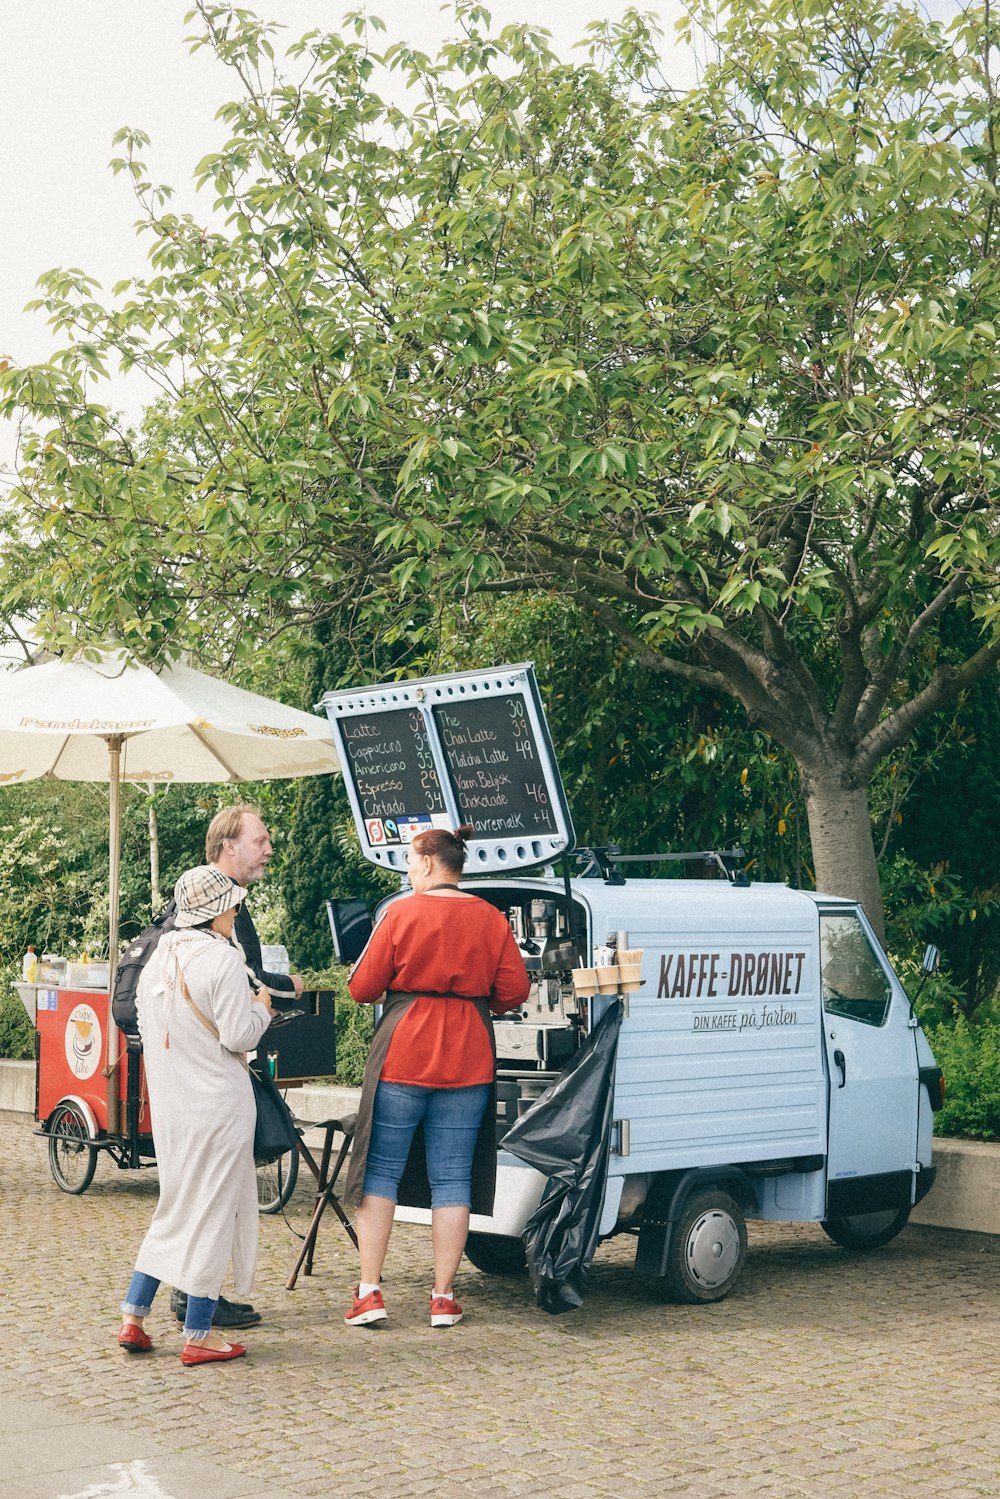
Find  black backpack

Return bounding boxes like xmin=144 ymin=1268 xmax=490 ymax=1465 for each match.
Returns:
xmin=111 ymin=899 xmax=177 ymax=1037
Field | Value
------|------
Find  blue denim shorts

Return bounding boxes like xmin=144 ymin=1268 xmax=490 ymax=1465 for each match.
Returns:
xmin=362 ymin=1081 xmax=491 ymax=1209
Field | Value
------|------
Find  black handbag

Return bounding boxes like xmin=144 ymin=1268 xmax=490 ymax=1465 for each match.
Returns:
xmin=174 ymin=956 xmax=300 ymax=1166
xmin=251 ymin=1063 xmax=300 ymax=1164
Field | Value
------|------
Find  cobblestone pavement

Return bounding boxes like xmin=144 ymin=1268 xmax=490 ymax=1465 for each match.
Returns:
xmin=3 ymin=1112 xmax=1000 ymax=1499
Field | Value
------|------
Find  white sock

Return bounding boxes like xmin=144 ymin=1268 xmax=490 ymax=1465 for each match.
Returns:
xmin=431 ymin=1289 xmax=452 ymax=1300
xmin=358 ymin=1281 xmax=380 ymax=1298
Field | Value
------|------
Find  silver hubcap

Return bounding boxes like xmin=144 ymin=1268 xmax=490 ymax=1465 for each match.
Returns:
xmin=685 ymin=1208 xmax=741 ymax=1288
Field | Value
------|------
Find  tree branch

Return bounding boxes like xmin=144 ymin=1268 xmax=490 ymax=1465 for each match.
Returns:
xmin=854 ymin=636 xmax=1000 ymax=781
xmin=854 ymin=570 xmax=971 ymax=739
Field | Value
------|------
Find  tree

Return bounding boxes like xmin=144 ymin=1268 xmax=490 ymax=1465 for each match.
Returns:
xmin=4 ymin=0 xmax=1000 ymax=935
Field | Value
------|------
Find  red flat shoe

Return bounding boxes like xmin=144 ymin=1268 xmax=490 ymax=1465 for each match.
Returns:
xmin=180 ymin=1340 xmax=246 ymax=1367
xmin=118 ymin=1322 xmax=153 ymax=1353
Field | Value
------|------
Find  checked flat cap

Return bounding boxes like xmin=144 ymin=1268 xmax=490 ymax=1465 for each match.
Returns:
xmin=173 ymin=864 xmax=248 ymax=928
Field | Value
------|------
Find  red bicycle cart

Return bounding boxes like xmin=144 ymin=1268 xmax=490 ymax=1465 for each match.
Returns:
xmin=31 ymin=981 xmax=337 ymax=1214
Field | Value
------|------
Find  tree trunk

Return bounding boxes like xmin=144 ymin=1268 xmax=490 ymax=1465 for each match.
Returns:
xmin=801 ymin=769 xmax=885 ymax=944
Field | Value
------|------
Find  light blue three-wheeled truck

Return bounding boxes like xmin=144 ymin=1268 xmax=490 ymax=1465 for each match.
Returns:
xmin=323 ymin=663 xmax=943 ymax=1303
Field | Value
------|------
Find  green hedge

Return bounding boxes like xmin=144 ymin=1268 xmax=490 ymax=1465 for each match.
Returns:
xmin=925 ymin=1016 xmax=1000 ymax=1140
xmin=334 ymin=993 xmax=374 ymax=1087
xmin=0 ymin=980 xmax=34 ymax=1061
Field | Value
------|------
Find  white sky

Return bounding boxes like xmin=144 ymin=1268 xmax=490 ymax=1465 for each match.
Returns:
xmin=0 ymin=0 xmax=964 ymax=669
xmin=0 ymin=0 xmax=694 ymax=479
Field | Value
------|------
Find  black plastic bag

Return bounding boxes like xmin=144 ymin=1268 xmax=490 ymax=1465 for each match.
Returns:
xmin=501 ymin=999 xmax=624 ymax=1314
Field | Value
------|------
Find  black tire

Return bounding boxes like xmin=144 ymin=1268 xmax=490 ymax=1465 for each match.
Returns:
xmin=257 ymin=1146 xmax=299 ymax=1214
xmin=464 ymin=1230 xmax=528 ymax=1276
xmin=821 ymin=1204 xmax=910 ymax=1250
xmin=663 ymin=1190 xmax=748 ymax=1304
xmin=48 ymin=1101 xmax=99 ymax=1195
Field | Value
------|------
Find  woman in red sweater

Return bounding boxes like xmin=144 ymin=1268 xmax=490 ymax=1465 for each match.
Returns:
xmin=343 ymin=825 xmax=529 ymax=1328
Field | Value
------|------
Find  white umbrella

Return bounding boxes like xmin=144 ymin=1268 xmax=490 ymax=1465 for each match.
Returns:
xmin=0 ymin=649 xmax=340 ymax=782
xmin=0 ymin=647 xmax=341 ymax=1122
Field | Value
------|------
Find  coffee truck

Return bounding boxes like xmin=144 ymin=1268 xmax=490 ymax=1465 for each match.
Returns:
xmin=322 ymin=664 xmax=942 ymax=1304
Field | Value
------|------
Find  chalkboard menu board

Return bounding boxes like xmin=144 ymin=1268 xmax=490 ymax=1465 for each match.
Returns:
xmin=433 ymin=696 xmax=559 ymax=836
xmin=322 ymin=663 xmax=575 ymax=872
xmin=338 ymin=708 xmax=446 ymax=847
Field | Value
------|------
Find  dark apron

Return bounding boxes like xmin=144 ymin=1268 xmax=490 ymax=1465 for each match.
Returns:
xmin=343 ymin=988 xmax=499 ymax=1215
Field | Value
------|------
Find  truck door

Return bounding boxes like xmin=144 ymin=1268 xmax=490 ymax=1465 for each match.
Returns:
xmin=819 ymin=906 xmax=920 ymax=1215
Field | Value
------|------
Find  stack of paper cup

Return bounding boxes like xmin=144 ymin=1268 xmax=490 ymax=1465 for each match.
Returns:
xmin=596 ymin=965 xmax=620 ymax=993
xmin=572 ymin=967 xmax=598 ymax=996
xmin=617 ymin=948 xmax=643 ymax=992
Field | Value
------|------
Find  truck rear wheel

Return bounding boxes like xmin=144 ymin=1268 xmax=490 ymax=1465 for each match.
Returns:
xmin=821 ymin=1205 xmax=910 ymax=1250
xmin=464 ymin=1231 xmax=527 ymax=1276
xmin=663 ymin=1191 xmax=747 ymax=1304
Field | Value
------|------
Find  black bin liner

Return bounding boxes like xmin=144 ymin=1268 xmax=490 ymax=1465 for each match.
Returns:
xmin=501 ymin=999 xmax=624 ymax=1314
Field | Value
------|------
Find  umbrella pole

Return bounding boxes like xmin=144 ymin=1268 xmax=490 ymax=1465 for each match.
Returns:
xmin=104 ymin=734 xmax=124 ymax=1133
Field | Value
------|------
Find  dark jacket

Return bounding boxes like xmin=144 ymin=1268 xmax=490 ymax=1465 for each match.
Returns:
xmin=234 ymin=903 xmax=295 ymax=1002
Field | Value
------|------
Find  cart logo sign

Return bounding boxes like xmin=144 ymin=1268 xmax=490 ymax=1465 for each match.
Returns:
xmin=65 ymin=1003 xmax=103 ymax=1079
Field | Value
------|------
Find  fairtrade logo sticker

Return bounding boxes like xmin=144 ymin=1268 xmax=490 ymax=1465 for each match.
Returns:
xmin=64 ymin=1002 xmax=102 ymax=1080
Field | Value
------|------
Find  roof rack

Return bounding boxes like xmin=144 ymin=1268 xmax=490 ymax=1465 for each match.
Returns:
xmin=573 ymin=847 xmax=750 ymax=887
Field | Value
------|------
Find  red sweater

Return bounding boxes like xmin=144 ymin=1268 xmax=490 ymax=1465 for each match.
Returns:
xmin=348 ymin=893 xmax=530 ymax=1087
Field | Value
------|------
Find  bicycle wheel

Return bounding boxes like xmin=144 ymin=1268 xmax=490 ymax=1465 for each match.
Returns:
xmin=257 ymin=1145 xmax=299 ymax=1214
xmin=48 ymin=1100 xmax=99 ymax=1195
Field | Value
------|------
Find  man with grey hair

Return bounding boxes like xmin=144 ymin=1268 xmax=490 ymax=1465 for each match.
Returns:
xmin=206 ymin=804 xmax=304 ymax=1003
xmin=170 ymin=804 xmax=303 ymax=1331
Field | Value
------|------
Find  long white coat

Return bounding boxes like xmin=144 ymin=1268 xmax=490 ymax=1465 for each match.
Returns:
xmin=133 ymin=929 xmax=271 ymax=1299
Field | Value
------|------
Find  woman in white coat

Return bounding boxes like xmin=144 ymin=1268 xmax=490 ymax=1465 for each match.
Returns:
xmin=117 ymin=865 xmax=276 ymax=1366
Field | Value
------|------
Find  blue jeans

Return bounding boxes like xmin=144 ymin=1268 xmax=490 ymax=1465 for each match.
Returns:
xmin=121 ymin=1271 xmax=217 ymax=1340
xmin=363 ymin=1082 xmax=491 ymax=1209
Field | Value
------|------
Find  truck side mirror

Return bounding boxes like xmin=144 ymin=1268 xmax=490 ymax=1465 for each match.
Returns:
xmin=921 ymin=944 xmax=941 ymax=974
xmin=325 ymin=899 xmax=374 ymax=965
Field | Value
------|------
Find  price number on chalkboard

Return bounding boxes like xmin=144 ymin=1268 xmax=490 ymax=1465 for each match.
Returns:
xmin=508 ymin=696 xmax=535 ymax=760
xmin=409 ymin=711 xmax=442 ymax=800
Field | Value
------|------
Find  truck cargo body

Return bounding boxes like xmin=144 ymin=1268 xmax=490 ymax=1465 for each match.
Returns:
xmin=392 ymin=874 xmax=939 ymax=1300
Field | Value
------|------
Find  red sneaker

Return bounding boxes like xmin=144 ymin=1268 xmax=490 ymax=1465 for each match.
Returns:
xmin=118 ymin=1322 xmax=153 ymax=1353
xmin=430 ymin=1294 xmax=463 ymax=1328
xmin=344 ymin=1286 xmax=387 ymax=1327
